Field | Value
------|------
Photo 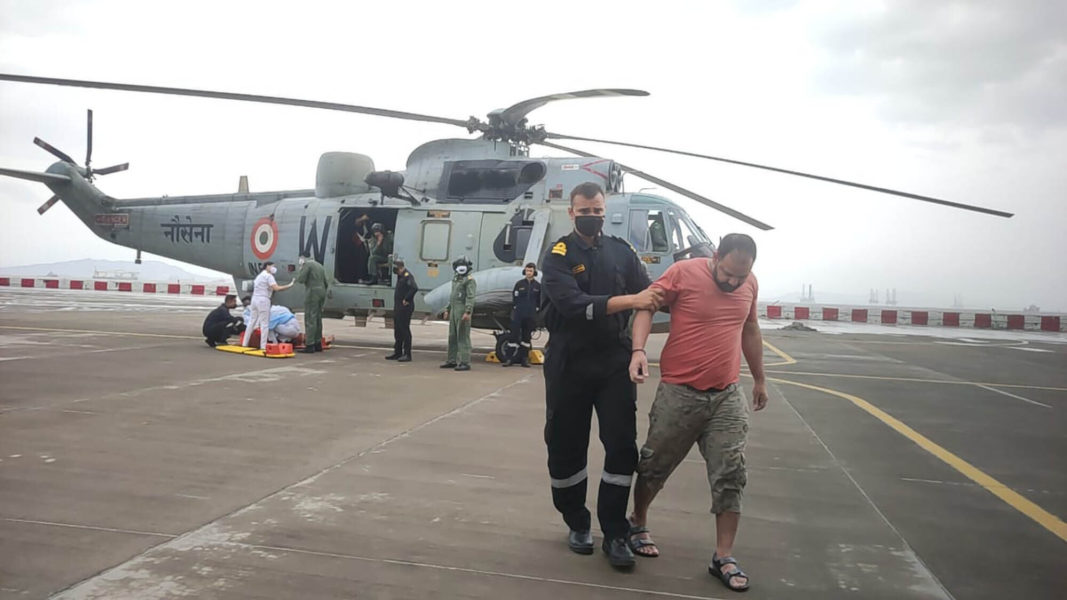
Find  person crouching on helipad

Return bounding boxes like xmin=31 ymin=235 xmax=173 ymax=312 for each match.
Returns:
xmin=202 ymin=294 xmax=245 ymax=347
xmin=627 ymin=233 xmax=768 ymax=593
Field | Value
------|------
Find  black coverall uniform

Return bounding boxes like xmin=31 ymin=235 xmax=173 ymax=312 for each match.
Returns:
xmin=202 ymin=303 xmax=244 ymax=346
xmin=541 ymin=231 xmax=652 ymax=540
xmin=392 ymin=268 xmax=418 ymax=357
xmin=507 ymin=277 xmax=541 ymax=365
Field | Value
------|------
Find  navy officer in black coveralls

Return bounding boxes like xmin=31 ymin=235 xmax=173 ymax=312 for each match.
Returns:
xmin=386 ymin=257 xmax=418 ymax=362
xmin=541 ymin=182 xmax=663 ymax=568
xmin=502 ymin=262 xmax=541 ymax=367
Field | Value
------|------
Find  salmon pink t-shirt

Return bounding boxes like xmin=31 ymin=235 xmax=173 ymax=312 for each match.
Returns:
xmin=650 ymin=258 xmax=758 ymax=391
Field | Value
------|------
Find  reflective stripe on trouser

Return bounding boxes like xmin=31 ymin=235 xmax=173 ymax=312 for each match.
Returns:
xmin=544 ymin=343 xmax=637 ymax=539
xmin=244 ymin=297 xmax=270 ymax=350
xmin=507 ymin=316 xmax=536 ymax=364
xmin=447 ymin=306 xmax=471 ymax=364
xmin=393 ymin=305 xmax=413 ymax=355
xmin=304 ymin=288 xmax=326 ymax=345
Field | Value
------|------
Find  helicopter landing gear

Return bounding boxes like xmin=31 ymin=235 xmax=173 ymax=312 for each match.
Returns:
xmin=492 ymin=329 xmax=519 ymax=365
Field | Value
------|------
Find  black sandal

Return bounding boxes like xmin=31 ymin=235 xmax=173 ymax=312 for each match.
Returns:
xmin=626 ymin=522 xmax=659 ymax=558
xmin=710 ymin=554 xmax=749 ymax=592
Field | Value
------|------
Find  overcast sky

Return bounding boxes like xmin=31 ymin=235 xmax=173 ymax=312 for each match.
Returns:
xmin=1 ymin=0 xmax=1064 ymax=310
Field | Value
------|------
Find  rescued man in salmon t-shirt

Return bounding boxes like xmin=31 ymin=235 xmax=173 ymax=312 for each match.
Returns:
xmin=626 ymin=233 xmax=767 ymax=593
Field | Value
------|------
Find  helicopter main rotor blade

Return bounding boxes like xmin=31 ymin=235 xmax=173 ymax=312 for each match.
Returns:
xmin=93 ymin=162 xmax=129 ymax=176
xmin=33 ymin=137 xmax=76 ymax=164
xmin=544 ymin=133 xmax=1014 ymax=218
xmin=539 ymin=140 xmax=774 ymax=231
xmin=0 ymin=73 xmax=473 ymax=129
xmin=86 ymin=109 xmax=93 ymax=169
xmin=499 ymin=89 xmax=649 ymax=126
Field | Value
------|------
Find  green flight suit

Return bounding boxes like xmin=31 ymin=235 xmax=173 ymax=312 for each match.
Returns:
xmin=447 ymin=273 xmax=477 ymax=365
xmin=366 ymin=232 xmax=393 ymax=281
xmin=296 ymin=258 xmax=329 ymax=345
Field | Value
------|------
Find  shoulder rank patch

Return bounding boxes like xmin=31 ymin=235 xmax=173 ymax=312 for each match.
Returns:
xmin=610 ymin=235 xmax=639 ymax=255
xmin=551 ymin=241 xmax=567 ymax=256
xmin=571 ymin=263 xmax=586 ymax=274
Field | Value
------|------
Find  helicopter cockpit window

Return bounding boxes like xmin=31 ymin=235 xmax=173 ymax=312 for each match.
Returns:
xmin=628 ymin=209 xmax=649 ymax=252
xmin=628 ymin=209 xmax=670 ymax=253
xmin=668 ymin=210 xmax=715 ymax=260
xmin=648 ymin=210 xmax=670 ymax=253
xmin=420 ymin=221 xmax=451 ymax=262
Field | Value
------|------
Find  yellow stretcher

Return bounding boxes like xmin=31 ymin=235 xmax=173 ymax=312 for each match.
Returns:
xmin=215 ymin=345 xmax=295 ymax=359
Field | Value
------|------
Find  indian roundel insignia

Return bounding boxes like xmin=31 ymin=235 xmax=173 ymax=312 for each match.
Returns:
xmin=250 ymin=216 xmax=278 ymax=260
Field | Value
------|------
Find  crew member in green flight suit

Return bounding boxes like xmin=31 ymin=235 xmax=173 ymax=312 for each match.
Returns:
xmin=366 ymin=223 xmax=393 ymax=285
xmin=295 ymin=251 xmax=329 ymax=353
xmin=440 ymin=256 xmax=477 ymax=371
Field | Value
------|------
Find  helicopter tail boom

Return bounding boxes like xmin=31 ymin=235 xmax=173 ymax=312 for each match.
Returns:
xmin=0 ymin=167 xmax=72 ymax=185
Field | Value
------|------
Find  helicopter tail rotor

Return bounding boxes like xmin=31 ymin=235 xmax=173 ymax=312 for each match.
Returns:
xmin=29 ymin=109 xmax=128 ymax=215
xmin=32 ymin=109 xmax=129 ymax=184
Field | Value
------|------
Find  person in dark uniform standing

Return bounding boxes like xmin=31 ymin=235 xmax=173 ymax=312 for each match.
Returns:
xmin=386 ymin=257 xmax=418 ymax=362
xmin=541 ymin=182 xmax=663 ymax=569
xmin=502 ymin=262 xmax=541 ymax=368
xmin=202 ymin=294 xmax=245 ymax=347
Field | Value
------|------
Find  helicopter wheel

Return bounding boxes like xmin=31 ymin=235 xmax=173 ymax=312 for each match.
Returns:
xmin=494 ymin=330 xmax=518 ymax=364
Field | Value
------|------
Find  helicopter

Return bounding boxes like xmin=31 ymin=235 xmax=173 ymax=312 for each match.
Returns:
xmin=0 ymin=74 xmax=1013 ymax=358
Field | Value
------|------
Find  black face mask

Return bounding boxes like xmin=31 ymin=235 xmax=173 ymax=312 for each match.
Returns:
xmin=574 ymin=215 xmax=604 ymax=237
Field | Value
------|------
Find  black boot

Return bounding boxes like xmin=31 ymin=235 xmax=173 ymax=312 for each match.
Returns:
xmin=385 ymin=353 xmax=400 ymax=360
xmin=301 ymin=344 xmax=317 ymax=354
xmin=602 ymin=537 xmax=636 ymax=569
xmin=397 ymin=354 xmax=411 ymax=362
xmin=568 ymin=530 xmax=594 ymax=555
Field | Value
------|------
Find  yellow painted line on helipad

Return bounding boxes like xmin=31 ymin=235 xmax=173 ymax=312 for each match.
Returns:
xmin=769 ymin=376 xmax=1067 ymax=543
xmin=761 ymin=339 xmax=797 ymax=366
xmin=762 ymin=369 xmax=1067 ymax=392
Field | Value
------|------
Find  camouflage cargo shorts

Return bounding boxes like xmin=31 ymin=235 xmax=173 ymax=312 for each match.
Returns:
xmin=636 ymin=381 xmax=749 ymax=514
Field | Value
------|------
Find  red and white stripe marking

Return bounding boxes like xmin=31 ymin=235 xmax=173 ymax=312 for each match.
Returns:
xmin=763 ymin=304 xmax=1063 ymax=332
xmin=0 ymin=277 xmax=233 ymax=297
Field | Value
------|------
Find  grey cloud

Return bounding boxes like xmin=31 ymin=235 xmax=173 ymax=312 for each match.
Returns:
xmin=811 ymin=1 xmax=1067 ymax=132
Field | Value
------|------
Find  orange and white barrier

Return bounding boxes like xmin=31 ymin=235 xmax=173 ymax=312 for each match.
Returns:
xmin=0 ymin=276 xmax=233 ymax=296
xmin=762 ymin=304 xmax=1064 ymax=332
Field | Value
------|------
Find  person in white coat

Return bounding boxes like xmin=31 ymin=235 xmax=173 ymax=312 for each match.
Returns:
xmin=242 ymin=261 xmax=293 ymax=350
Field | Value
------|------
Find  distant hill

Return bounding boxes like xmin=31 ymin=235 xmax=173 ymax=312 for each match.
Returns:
xmin=0 ymin=259 xmax=229 ymax=283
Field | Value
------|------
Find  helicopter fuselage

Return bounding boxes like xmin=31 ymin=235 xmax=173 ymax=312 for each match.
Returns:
xmin=31 ymin=139 xmax=714 ymax=332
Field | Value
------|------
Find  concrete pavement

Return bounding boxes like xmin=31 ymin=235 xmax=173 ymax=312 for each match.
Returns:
xmin=1 ymin=290 xmax=1064 ymax=598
